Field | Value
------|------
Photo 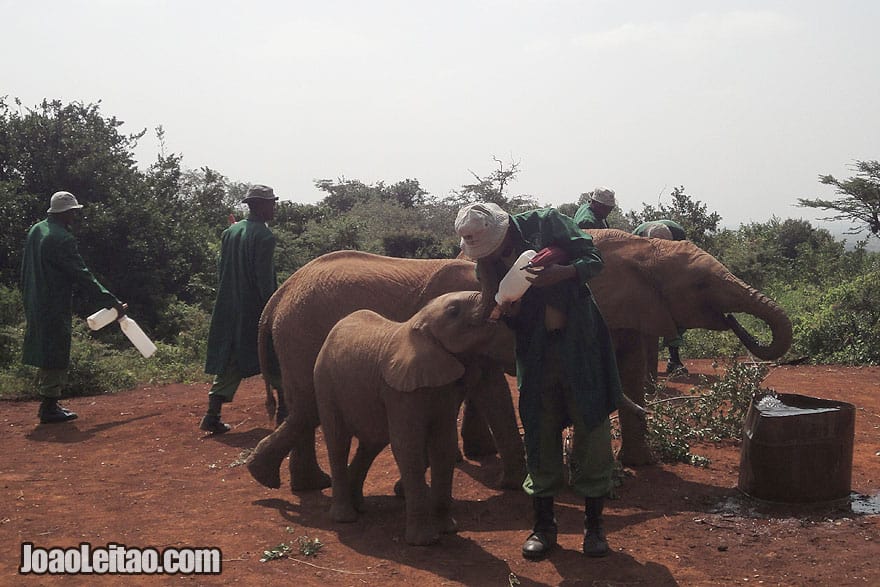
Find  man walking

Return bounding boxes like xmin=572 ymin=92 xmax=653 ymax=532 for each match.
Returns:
xmin=201 ymin=185 xmax=281 ymax=434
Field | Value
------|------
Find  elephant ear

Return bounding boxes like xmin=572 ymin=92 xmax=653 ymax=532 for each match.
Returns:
xmin=588 ymin=230 xmax=680 ymax=338
xmin=381 ymin=323 xmax=465 ymax=393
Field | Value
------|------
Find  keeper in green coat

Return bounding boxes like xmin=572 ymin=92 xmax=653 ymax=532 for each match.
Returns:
xmin=455 ymin=203 xmax=623 ymax=560
xmin=573 ymin=186 xmax=616 ymax=229
xmin=21 ymin=191 xmax=126 ymax=424
xmin=201 ymin=184 xmax=282 ymax=434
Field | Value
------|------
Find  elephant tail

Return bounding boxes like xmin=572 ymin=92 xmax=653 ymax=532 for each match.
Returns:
xmin=258 ymin=297 xmax=281 ymax=422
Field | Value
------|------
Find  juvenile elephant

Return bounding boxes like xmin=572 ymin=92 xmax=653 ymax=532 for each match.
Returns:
xmin=246 ymin=251 xmax=525 ymax=493
xmin=315 ymin=291 xmax=513 ymax=546
xmin=586 ymin=229 xmax=792 ymax=464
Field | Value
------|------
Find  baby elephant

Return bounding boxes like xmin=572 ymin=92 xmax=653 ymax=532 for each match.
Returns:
xmin=314 ymin=291 xmax=514 ymax=546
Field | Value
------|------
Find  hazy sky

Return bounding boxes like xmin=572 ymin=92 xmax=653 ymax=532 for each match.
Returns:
xmin=4 ymin=1 xmax=879 ymax=230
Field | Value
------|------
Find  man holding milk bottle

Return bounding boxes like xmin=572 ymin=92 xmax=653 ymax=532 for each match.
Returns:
xmin=454 ymin=203 xmax=622 ymax=560
xmin=21 ymin=191 xmax=127 ymax=424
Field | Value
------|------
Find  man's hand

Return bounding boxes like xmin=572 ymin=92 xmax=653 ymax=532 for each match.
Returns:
xmin=489 ymin=300 xmax=521 ymax=320
xmin=524 ymin=263 xmax=576 ymax=288
xmin=114 ymin=302 xmax=128 ymax=320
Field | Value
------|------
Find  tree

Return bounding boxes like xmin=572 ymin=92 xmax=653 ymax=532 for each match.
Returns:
xmin=442 ymin=157 xmax=540 ymax=213
xmin=624 ymin=186 xmax=722 ymax=252
xmin=798 ymin=160 xmax=880 ymax=238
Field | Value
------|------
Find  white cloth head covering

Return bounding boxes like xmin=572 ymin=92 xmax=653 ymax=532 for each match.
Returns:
xmin=47 ymin=191 xmax=83 ymax=214
xmin=645 ymin=222 xmax=674 ymax=240
xmin=454 ymin=202 xmax=510 ymax=259
xmin=590 ymin=187 xmax=616 ymax=208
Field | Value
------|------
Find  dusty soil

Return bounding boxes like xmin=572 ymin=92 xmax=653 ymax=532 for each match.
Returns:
xmin=1 ymin=359 xmax=878 ymax=586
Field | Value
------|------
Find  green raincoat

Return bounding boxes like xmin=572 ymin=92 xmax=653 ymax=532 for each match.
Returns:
xmin=573 ymin=204 xmax=609 ymax=229
xmin=21 ymin=216 xmax=119 ymax=369
xmin=487 ymin=209 xmax=622 ymax=458
xmin=204 ymin=215 xmax=277 ymax=378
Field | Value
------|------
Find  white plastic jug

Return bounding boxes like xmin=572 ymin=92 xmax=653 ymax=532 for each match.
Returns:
xmin=118 ymin=317 xmax=157 ymax=358
xmin=495 ymin=250 xmax=538 ymax=304
xmin=87 ymin=307 xmax=118 ymax=331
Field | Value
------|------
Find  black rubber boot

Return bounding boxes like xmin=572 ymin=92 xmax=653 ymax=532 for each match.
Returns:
xmin=666 ymin=346 xmax=688 ymax=375
xmin=522 ymin=496 xmax=557 ymax=560
xmin=38 ymin=398 xmax=78 ymax=424
xmin=583 ymin=496 xmax=609 ymax=557
xmin=199 ymin=395 xmax=231 ymax=434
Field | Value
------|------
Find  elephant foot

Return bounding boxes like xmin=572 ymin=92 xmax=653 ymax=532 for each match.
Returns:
xmin=617 ymin=444 xmax=657 ymax=467
xmin=406 ymin=526 xmax=440 ymax=546
xmin=290 ymin=470 xmax=332 ymax=492
xmin=437 ymin=514 xmax=458 ymax=535
xmin=245 ymin=454 xmax=281 ymax=489
xmin=329 ymin=502 xmax=359 ymax=523
xmin=498 ymin=465 xmax=527 ymax=490
xmin=462 ymin=444 xmax=498 ymax=460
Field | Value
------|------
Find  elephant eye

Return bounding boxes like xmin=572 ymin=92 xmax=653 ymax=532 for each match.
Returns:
xmin=446 ymin=304 xmax=461 ymax=319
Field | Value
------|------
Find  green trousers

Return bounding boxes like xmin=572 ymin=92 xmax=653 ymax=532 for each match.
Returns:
xmin=208 ymin=356 xmax=281 ymax=403
xmin=37 ymin=368 xmax=67 ymax=399
xmin=521 ymin=338 xmax=614 ymax=499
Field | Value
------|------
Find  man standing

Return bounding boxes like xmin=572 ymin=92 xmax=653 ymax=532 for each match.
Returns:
xmin=21 ymin=191 xmax=126 ymax=424
xmin=632 ymin=219 xmax=689 ymax=374
xmin=455 ymin=202 xmax=622 ymax=560
xmin=573 ymin=187 xmax=616 ymax=229
xmin=201 ymin=184 xmax=281 ymax=434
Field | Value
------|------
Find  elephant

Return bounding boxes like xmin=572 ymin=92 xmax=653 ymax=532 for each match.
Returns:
xmin=459 ymin=229 xmax=792 ymax=466
xmin=585 ymin=229 xmax=791 ymax=464
xmin=314 ymin=291 xmax=513 ymax=546
xmin=245 ymin=250 xmax=526 ymax=493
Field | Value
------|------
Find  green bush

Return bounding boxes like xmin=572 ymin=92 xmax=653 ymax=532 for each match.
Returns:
xmin=794 ymin=269 xmax=880 ymax=364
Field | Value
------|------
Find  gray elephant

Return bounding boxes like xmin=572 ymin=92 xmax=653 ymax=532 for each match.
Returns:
xmin=246 ymin=251 xmax=525 ymax=493
xmin=315 ymin=291 xmax=513 ymax=546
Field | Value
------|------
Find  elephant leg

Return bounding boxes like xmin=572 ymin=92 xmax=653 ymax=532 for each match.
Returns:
xmin=614 ymin=330 xmax=655 ymax=466
xmin=386 ymin=395 xmax=438 ymax=546
xmin=465 ymin=369 xmax=526 ymax=490
xmin=323 ymin=415 xmax=358 ymax=523
xmin=460 ymin=399 xmax=497 ymax=458
xmin=246 ymin=419 xmax=295 ymax=489
xmin=428 ymin=398 xmax=460 ymax=536
xmin=348 ymin=440 xmax=387 ymax=513
xmin=288 ymin=423 xmax=332 ymax=492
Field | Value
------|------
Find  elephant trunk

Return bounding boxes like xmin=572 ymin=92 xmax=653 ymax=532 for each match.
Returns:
xmin=725 ymin=286 xmax=792 ymax=361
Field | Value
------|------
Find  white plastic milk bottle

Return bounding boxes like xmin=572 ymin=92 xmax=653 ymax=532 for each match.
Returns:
xmin=495 ymin=250 xmax=538 ymax=304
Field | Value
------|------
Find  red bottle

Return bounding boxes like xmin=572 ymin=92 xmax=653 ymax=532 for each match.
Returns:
xmin=520 ymin=245 xmax=569 ymax=269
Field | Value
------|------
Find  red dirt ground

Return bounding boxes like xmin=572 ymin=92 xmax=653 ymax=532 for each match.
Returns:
xmin=1 ymin=359 xmax=878 ymax=586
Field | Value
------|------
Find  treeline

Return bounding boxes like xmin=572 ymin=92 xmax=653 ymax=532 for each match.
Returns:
xmin=1 ymin=98 xmax=878 ymax=397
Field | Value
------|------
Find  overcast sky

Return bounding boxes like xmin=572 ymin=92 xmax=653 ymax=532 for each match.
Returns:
xmin=4 ymin=1 xmax=879 ymax=231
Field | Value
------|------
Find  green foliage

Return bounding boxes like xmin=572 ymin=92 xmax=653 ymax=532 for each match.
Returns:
xmin=798 ymin=159 xmax=880 ymax=238
xmin=0 ymin=285 xmax=23 ymax=366
xmin=793 ymin=268 xmax=880 ymax=364
xmin=646 ymin=359 xmax=772 ymax=465
xmin=624 ymin=186 xmax=722 ymax=253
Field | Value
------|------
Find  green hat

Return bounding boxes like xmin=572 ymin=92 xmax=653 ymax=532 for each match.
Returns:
xmin=242 ymin=184 xmax=279 ymax=203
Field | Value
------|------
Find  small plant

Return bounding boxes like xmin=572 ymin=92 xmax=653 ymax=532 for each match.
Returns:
xmin=645 ymin=358 xmax=773 ymax=465
xmin=259 ymin=543 xmax=291 ymax=562
xmin=297 ymin=535 xmax=323 ymax=557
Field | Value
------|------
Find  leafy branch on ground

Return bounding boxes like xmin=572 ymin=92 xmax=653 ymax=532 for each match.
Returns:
xmin=645 ymin=358 xmax=774 ymax=466
xmin=260 ymin=527 xmax=323 ymax=562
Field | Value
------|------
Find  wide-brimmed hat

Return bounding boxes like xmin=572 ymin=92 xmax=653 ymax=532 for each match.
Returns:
xmin=242 ymin=184 xmax=279 ymax=203
xmin=590 ymin=187 xmax=616 ymax=208
xmin=454 ymin=202 xmax=510 ymax=260
xmin=47 ymin=191 xmax=83 ymax=214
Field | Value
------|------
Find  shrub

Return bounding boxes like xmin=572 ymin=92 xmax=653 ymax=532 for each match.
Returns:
xmin=794 ymin=269 xmax=880 ymax=364
xmin=645 ymin=359 xmax=773 ymax=466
